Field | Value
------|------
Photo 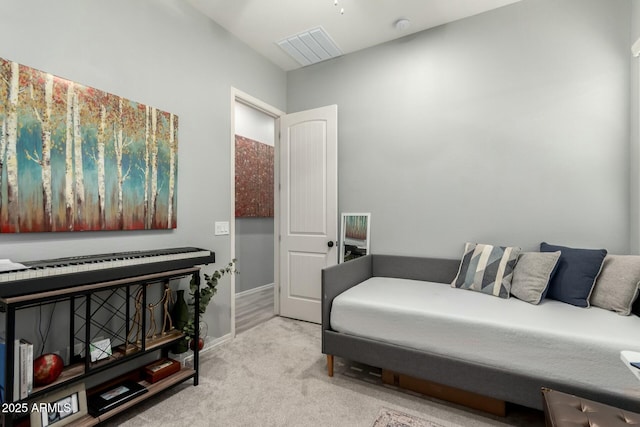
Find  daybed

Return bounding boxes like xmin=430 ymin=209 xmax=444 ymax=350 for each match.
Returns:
xmin=321 ymin=253 xmax=640 ymax=413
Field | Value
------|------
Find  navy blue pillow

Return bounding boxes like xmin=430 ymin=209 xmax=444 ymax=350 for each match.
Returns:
xmin=540 ymin=242 xmax=607 ymax=307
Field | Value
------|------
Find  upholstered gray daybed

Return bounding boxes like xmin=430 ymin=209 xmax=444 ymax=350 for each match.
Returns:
xmin=321 ymin=253 xmax=640 ymax=413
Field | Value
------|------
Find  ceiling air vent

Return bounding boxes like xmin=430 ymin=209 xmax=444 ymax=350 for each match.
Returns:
xmin=277 ymin=27 xmax=343 ymax=67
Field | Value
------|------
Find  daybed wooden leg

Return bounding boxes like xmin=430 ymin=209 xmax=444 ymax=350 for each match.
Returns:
xmin=327 ymin=354 xmax=334 ymax=377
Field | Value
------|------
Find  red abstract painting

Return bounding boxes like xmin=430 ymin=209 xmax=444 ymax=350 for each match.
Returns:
xmin=235 ymin=135 xmax=273 ymax=218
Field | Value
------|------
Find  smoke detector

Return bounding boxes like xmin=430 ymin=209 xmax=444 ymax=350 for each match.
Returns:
xmin=395 ymin=18 xmax=411 ymax=31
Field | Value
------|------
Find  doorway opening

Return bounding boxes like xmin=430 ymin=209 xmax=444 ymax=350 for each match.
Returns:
xmin=230 ymin=88 xmax=284 ymax=337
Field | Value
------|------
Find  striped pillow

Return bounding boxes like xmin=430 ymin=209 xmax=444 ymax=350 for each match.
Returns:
xmin=451 ymin=242 xmax=521 ymax=298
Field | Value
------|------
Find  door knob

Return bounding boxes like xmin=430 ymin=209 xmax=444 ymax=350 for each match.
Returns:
xmin=327 ymin=241 xmax=335 ymax=248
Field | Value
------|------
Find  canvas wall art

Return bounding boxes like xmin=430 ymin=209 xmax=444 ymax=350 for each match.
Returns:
xmin=235 ymin=135 xmax=274 ymax=218
xmin=0 ymin=57 xmax=178 ymax=233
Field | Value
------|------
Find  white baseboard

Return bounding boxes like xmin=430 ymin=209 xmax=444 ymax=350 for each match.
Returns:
xmin=235 ymin=282 xmax=274 ymax=298
xmin=172 ymin=332 xmax=233 ymax=367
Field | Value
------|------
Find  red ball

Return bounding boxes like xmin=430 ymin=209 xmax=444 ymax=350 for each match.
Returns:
xmin=189 ymin=338 xmax=204 ymax=351
xmin=33 ymin=353 xmax=64 ymax=386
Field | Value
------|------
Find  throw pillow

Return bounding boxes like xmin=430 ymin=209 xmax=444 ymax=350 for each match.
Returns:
xmin=511 ymin=251 xmax=561 ymax=304
xmin=590 ymin=255 xmax=640 ymax=315
xmin=451 ymin=242 xmax=521 ymax=298
xmin=540 ymin=242 xmax=607 ymax=308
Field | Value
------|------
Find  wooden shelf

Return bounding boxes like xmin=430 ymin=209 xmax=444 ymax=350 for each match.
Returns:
xmin=31 ymin=363 xmax=84 ymax=395
xmin=97 ymin=367 xmax=195 ymax=423
xmin=70 ymin=368 xmax=196 ymax=426
xmin=29 ymin=331 xmax=186 ymax=398
xmin=2 ymin=267 xmax=202 ymax=427
xmin=145 ymin=330 xmax=185 ymax=351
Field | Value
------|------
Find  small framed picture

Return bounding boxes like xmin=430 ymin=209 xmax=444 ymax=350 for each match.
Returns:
xmin=30 ymin=382 xmax=87 ymax=427
xmin=340 ymin=213 xmax=371 ymax=263
xmin=89 ymin=338 xmax=112 ymax=363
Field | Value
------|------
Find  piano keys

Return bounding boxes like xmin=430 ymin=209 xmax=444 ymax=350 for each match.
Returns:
xmin=0 ymin=247 xmax=215 ymax=298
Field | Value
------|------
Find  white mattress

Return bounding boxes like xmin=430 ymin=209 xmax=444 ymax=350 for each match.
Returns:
xmin=330 ymin=277 xmax=640 ymax=395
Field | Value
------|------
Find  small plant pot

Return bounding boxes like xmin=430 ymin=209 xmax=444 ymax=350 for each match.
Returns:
xmin=189 ymin=321 xmax=207 ymax=351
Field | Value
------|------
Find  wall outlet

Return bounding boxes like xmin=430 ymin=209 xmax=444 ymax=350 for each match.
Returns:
xmin=215 ymin=221 xmax=230 ymax=235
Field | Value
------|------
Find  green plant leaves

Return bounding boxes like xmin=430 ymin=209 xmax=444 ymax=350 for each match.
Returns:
xmin=184 ymin=260 xmax=238 ymax=337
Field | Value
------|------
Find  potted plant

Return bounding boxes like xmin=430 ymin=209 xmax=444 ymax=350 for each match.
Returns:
xmin=178 ymin=260 xmax=237 ymax=351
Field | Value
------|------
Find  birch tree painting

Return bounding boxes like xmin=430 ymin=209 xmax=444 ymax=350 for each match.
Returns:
xmin=0 ymin=57 xmax=178 ymax=232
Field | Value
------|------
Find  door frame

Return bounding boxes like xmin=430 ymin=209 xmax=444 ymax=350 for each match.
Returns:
xmin=230 ymin=87 xmax=284 ymax=338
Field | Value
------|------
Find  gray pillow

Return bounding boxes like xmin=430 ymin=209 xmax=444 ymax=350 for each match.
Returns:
xmin=511 ymin=251 xmax=561 ymax=304
xmin=590 ymin=255 xmax=640 ymax=315
xmin=451 ymin=242 xmax=520 ymax=298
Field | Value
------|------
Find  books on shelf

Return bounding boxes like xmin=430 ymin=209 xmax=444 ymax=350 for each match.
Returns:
xmin=0 ymin=338 xmax=32 ymax=402
xmin=620 ymin=350 xmax=640 ymax=381
xmin=13 ymin=339 xmax=19 ymax=399
xmin=19 ymin=339 xmax=33 ymax=399
xmin=0 ymin=339 xmax=5 ymax=403
xmin=8 ymin=339 xmax=34 ymax=400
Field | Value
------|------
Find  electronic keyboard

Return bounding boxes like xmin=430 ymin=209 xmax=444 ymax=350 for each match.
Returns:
xmin=0 ymin=247 xmax=215 ymax=298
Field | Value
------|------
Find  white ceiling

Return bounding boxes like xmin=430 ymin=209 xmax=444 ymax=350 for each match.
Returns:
xmin=186 ymin=0 xmax=521 ymax=71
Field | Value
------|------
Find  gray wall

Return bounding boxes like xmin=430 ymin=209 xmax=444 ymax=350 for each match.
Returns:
xmin=288 ymin=0 xmax=633 ymax=257
xmin=0 ymin=0 xmax=286 ymax=340
xmin=235 ymin=218 xmax=274 ymax=293
xmin=234 ymin=103 xmax=275 ymax=294
xmin=2 ymin=0 xmax=638 ymax=344
xmin=630 ymin=0 xmax=640 ymax=253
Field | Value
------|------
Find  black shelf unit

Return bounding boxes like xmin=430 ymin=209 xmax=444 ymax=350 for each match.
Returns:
xmin=0 ymin=266 xmax=201 ymax=426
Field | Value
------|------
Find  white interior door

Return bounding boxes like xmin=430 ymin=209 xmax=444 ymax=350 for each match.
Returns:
xmin=279 ymin=105 xmax=338 ymax=323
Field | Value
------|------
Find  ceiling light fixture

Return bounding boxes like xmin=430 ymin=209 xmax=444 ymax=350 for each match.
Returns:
xmin=334 ymin=0 xmax=344 ymax=15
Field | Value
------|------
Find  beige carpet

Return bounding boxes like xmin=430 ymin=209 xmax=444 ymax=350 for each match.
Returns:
xmin=104 ymin=317 xmax=544 ymax=426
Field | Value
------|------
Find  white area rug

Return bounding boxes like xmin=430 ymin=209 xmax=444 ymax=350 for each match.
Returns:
xmin=372 ymin=407 xmax=461 ymax=427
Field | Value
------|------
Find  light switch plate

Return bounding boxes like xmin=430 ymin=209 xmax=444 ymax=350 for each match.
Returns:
xmin=215 ymin=221 xmax=230 ymax=235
